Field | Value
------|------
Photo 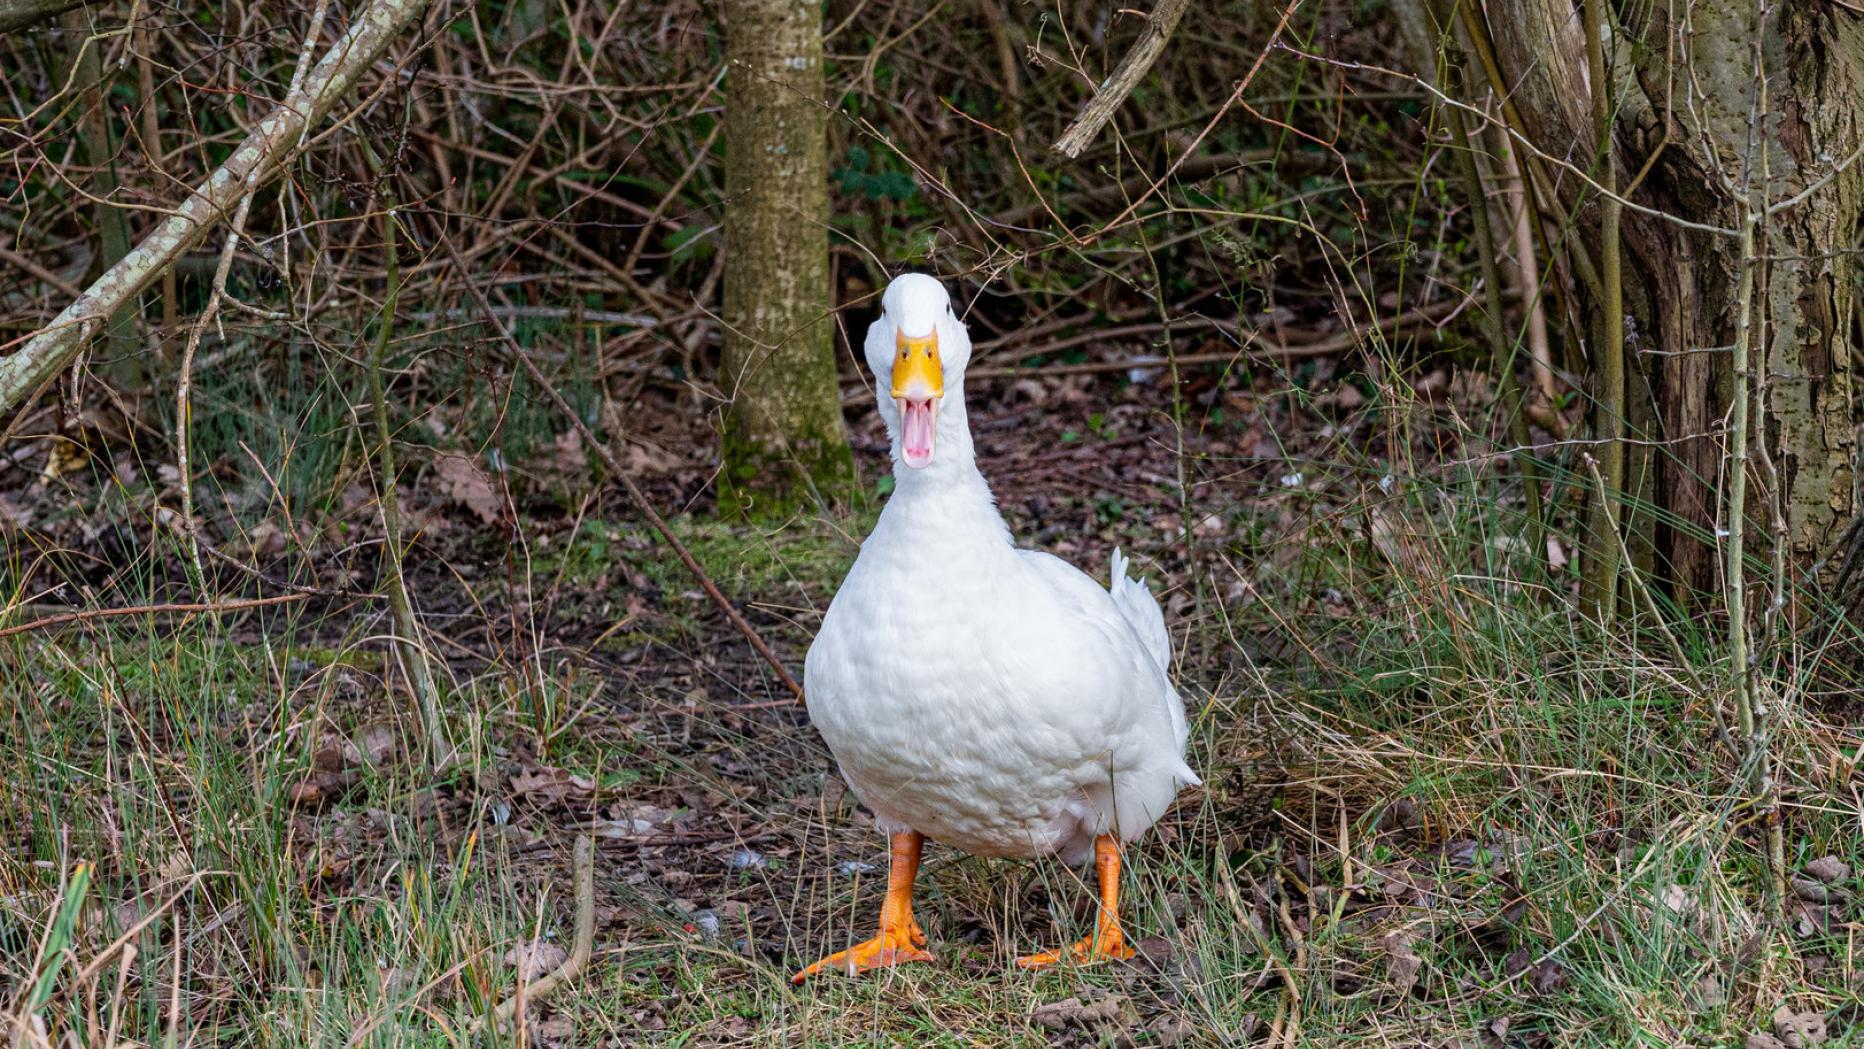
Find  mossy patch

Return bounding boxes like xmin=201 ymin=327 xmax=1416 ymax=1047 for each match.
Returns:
xmin=537 ymin=505 xmax=879 ymax=604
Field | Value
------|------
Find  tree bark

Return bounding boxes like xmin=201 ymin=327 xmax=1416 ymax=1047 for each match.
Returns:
xmin=1473 ymin=0 xmax=1864 ymax=608
xmin=60 ymin=6 xmax=139 ymax=387
xmin=0 ymin=0 xmax=80 ymax=35
xmin=719 ymin=0 xmax=855 ymax=518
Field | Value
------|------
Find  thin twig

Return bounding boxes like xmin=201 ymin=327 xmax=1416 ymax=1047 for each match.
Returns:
xmin=368 ymin=192 xmax=451 ymax=766
xmin=1578 ymin=0 xmax=1626 ymax=626
xmin=961 ymin=289 xmax=1521 ymax=380
xmin=0 ymin=0 xmax=438 ymax=417
xmin=0 ymin=595 xmax=308 ymax=640
xmin=1051 ymin=0 xmax=1192 ymax=158
xmin=488 ymin=836 xmax=594 ymax=1027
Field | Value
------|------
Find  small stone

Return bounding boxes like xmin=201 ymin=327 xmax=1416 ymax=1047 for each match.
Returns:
xmin=727 ymin=848 xmax=766 ymax=870
xmin=835 ymin=861 xmax=876 ymax=876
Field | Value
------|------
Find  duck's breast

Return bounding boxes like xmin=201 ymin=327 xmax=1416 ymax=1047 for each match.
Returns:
xmin=805 ymin=549 xmax=1168 ymax=858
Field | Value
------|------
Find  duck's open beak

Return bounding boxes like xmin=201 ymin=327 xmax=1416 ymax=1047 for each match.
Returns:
xmin=891 ymin=329 xmax=943 ymax=469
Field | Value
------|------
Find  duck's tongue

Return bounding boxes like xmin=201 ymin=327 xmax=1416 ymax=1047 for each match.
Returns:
xmin=899 ymin=398 xmax=936 ymax=469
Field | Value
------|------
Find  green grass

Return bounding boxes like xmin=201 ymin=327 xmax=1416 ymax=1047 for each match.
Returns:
xmin=4 ymin=492 xmax=1859 ymax=1047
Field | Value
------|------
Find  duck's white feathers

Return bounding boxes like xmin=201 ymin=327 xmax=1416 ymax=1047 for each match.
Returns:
xmin=805 ymin=272 xmax=1196 ymax=868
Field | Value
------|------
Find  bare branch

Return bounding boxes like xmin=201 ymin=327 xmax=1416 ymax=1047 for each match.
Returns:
xmin=0 ymin=0 xmax=81 ymax=34
xmin=0 ymin=0 xmax=437 ymax=417
xmin=1051 ymin=0 xmax=1191 ymax=159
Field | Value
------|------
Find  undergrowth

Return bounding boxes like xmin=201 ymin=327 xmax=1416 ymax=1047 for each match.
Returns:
xmin=4 ymin=475 xmax=1858 ymax=1046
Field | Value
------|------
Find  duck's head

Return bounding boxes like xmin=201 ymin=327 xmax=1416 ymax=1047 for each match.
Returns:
xmin=865 ymin=273 xmax=972 ymax=471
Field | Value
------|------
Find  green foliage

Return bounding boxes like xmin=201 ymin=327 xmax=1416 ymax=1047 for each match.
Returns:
xmin=833 ymin=145 xmax=917 ymax=204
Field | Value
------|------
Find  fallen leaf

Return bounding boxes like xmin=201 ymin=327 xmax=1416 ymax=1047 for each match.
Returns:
xmin=432 ymin=453 xmax=501 ymax=524
xmin=1133 ymin=1014 xmax=1194 ymax=1047
xmin=509 ymin=766 xmax=596 ymax=804
xmin=313 ymin=731 xmax=362 ymax=772
xmin=552 ymin=428 xmax=587 ymax=475
xmin=1032 ymin=994 xmax=1132 ymax=1032
xmin=1384 ymin=931 xmax=1424 ymax=995
xmin=504 ymin=940 xmax=568 ymax=981
xmin=355 ymin=723 xmax=397 ymax=767
xmin=1805 ymin=856 xmax=1850 ymax=884
xmin=1791 ymin=878 xmax=1831 ymax=904
xmin=1772 ymin=1005 xmax=1827 ymax=1048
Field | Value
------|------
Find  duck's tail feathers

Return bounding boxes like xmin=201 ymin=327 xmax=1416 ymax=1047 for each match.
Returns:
xmin=1109 ymin=547 xmax=1172 ymax=672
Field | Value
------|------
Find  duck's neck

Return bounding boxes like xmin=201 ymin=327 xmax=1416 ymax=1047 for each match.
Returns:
xmin=882 ymin=394 xmax=1012 ymax=546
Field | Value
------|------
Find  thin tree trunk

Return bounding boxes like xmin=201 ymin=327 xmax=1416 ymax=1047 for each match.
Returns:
xmin=719 ymin=0 xmax=854 ymax=517
xmin=61 ymin=7 xmax=139 ymax=388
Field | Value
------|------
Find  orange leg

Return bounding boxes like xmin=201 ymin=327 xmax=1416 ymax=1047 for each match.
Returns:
xmin=792 ymin=831 xmax=934 ymax=982
xmin=1016 ymin=834 xmax=1137 ymax=969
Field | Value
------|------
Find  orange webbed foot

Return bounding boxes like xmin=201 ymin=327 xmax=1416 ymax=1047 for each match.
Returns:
xmin=791 ymin=921 xmax=933 ymax=982
xmin=1017 ymin=834 xmax=1138 ymax=971
xmin=1014 ymin=926 xmax=1136 ymax=970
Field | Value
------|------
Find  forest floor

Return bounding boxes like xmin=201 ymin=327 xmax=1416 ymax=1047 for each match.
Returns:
xmin=4 ymin=348 xmax=1862 ymax=1047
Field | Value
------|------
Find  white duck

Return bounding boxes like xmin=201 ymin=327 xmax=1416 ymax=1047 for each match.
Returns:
xmin=795 ymin=273 xmax=1199 ymax=981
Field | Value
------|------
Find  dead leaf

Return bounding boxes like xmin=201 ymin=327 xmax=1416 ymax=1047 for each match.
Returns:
xmin=355 ymin=723 xmax=397 ymax=767
xmin=1127 ymin=1015 xmax=1194 ymax=1048
xmin=1546 ymin=535 xmax=1569 ymax=570
xmin=509 ymin=766 xmax=596 ymax=804
xmin=552 ymin=429 xmax=587 ymax=475
xmin=504 ymin=940 xmax=568 ymax=981
xmin=1032 ymin=994 xmax=1133 ymax=1033
xmin=288 ymin=769 xmax=356 ymax=809
xmin=1772 ymin=1006 xmax=1827 ymax=1048
xmin=313 ymin=731 xmax=362 ymax=772
xmin=432 ymin=453 xmax=501 ymax=524
xmin=1384 ymin=930 xmax=1424 ymax=995
xmin=1792 ymin=878 xmax=1831 ymax=904
xmin=1805 ymin=856 xmax=1850 ymax=884
xmin=0 ymin=494 xmax=28 ymax=529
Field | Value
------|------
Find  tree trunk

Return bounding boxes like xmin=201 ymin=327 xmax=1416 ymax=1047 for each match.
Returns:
xmin=719 ymin=0 xmax=854 ymax=518
xmin=1472 ymin=0 xmax=1864 ymax=610
xmin=61 ymin=7 xmax=140 ymax=388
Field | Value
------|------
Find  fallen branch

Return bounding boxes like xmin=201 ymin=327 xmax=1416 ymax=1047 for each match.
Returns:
xmin=432 ymin=225 xmax=806 ymax=701
xmin=0 ymin=594 xmax=309 ymax=640
xmin=0 ymin=0 xmax=437 ymax=417
xmin=489 ymin=836 xmax=594 ymax=1027
xmin=1052 ymin=0 xmax=1193 ymax=159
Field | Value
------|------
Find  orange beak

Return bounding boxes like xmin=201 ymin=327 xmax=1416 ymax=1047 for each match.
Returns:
xmin=892 ymin=329 xmax=942 ymax=469
xmin=890 ymin=330 xmax=943 ymax=400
